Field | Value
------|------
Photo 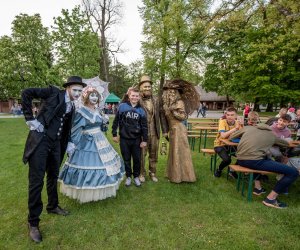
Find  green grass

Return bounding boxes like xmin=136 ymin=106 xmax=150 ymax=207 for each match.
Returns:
xmin=0 ymin=118 xmax=300 ymax=249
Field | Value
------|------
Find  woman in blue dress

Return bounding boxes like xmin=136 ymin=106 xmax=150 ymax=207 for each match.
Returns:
xmin=59 ymin=86 xmax=125 ymax=203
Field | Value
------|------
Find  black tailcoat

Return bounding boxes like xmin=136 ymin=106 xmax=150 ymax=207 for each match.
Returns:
xmin=22 ymin=85 xmax=73 ymax=164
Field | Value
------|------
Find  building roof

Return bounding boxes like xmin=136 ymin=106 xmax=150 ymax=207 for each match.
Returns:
xmin=195 ymin=86 xmax=234 ymax=102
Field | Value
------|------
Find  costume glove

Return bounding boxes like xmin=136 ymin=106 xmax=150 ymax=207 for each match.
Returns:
xmin=66 ymin=142 xmax=76 ymax=157
xmin=26 ymin=119 xmax=44 ymax=132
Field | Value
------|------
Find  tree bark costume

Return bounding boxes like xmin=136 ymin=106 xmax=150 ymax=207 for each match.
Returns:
xmin=139 ymin=96 xmax=161 ymax=178
xmin=161 ymin=79 xmax=200 ymax=183
xmin=163 ymin=99 xmax=196 ymax=183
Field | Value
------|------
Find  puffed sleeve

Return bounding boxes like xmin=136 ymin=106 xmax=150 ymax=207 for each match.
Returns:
xmin=70 ymin=110 xmax=87 ymax=145
xmin=172 ymin=100 xmax=187 ymax=121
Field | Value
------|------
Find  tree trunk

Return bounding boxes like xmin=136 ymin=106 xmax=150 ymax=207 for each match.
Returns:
xmin=175 ymin=39 xmax=180 ymax=77
xmin=266 ymin=103 xmax=273 ymax=112
xmin=100 ymin=1 xmax=109 ymax=81
xmin=253 ymin=97 xmax=260 ymax=112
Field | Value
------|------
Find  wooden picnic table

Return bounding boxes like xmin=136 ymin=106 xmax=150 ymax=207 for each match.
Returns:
xmin=290 ymin=140 xmax=300 ymax=145
xmin=288 ymin=140 xmax=300 ymax=147
xmin=220 ymin=138 xmax=299 ymax=148
xmin=219 ymin=138 xmax=239 ymax=146
xmin=188 ymin=126 xmax=218 ymax=151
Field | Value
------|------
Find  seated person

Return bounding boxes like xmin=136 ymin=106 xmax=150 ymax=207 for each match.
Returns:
xmin=275 ymin=108 xmax=287 ymax=118
xmin=214 ymin=107 xmax=243 ymax=178
xmin=287 ymin=107 xmax=296 ymax=121
xmin=270 ymin=114 xmax=300 ymax=158
xmin=229 ymin=123 xmax=299 ymax=209
xmin=293 ymin=108 xmax=300 ymax=140
xmin=246 ymin=111 xmax=259 ymax=126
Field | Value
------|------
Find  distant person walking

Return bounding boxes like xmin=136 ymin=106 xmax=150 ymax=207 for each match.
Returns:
xmin=196 ymin=102 xmax=203 ymax=118
xmin=201 ymin=102 xmax=207 ymax=118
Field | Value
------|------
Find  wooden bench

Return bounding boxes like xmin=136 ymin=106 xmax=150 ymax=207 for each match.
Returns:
xmin=200 ymin=149 xmax=217 ymax=172
xmin=229 ymin=165 xmax=275 ymax=202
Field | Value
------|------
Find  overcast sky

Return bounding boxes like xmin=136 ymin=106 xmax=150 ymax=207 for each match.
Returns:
xmin=0 ymin=0 xmax=144 ymax=65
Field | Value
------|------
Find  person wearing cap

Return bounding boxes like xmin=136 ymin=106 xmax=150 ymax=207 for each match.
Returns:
xmin=21 ymin=76 xmax=86 ymax=243
xmin=138 ymin=75 xmax=161 ymax=182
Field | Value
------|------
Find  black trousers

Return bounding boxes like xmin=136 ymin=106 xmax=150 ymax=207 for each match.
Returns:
xmin=214 ymin=146 xmax=233 ymax=171
xmin=120 ymin=138 xmax=141 ymax=178
xmin=28 ymin=136 xmax=61 ymax=226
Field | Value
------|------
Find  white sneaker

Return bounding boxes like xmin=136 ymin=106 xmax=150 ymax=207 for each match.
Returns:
xmin=139 ymin=175 xmax=145 ymax=183
xmin=125 ymin=177 xmax=131 ymax=187
xmin=150 ymin=175 xmax=158 ymax=182
xmin=134 ymin=177 xmax=141 ymax=187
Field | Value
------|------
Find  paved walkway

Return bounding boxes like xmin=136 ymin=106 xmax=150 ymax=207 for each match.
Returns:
xmin=0 ymin=114 xmax=24 ymax=118
xmin=189 ymin=110 xmax=224 ymax=119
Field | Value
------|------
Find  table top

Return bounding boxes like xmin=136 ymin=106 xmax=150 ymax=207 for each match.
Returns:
xmin=219 ymin=139 xmax=300 ymax=147
xmin=288 ymin=140 xmax=300 ymax=147
xmin=193 ymin=126 xmax=219 ymax=130
xmin=290 ymin=140 xmax=300 ymax=145
xmin=219 ymin=138 xmax=239 ymax=146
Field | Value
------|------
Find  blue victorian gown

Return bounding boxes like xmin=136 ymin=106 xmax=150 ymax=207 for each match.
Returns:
xmin=59 ymin=106 xmax=125 ymax=203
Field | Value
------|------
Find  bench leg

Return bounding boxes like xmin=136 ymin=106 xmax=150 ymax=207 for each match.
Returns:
xmin=203 ymin=130 xmax=207 ymax=150
xmin=236 ymin=172 xmax=241 ymax=191
xmin=247 ymin=173 xmax=254 ymax=202
xmin=213 ymin=154 xmax=217 ymax=173
xmin=241 ymin=173 xmax=246 ymax=196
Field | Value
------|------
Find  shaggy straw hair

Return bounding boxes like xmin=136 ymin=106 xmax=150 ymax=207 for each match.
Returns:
xmin=162 ymin=79 xmax=200 ymax=115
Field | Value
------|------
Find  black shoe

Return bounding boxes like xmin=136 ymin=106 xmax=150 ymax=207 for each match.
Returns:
xmin=28 ymin=224 xmax=42 ymax=243
xmin=214 ymin=169 xmax=222 ymax=177
xmin=253 ymin=187 xmax=266 ymax=196
xmin=262 ymin=198 xmax=287 ymax=209
xmin=47 ymin=206 xmax=69 ymax=216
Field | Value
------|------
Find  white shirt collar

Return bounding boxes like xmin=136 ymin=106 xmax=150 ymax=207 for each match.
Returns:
xmin=65 ymin=90 xmax=71 ymax=103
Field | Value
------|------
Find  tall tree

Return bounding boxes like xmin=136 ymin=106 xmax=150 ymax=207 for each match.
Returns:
xmin=140 ymin=0 xmax=246 ymax=93
xmin=0 ymin=36 xmax=17 ymax=99
xmin=11 ymin=14 xmax=53 ymax=92
xmin=52 ymin=6 xmax=100 ymax=81
xmin=203 ymin=0 xmax=300 ymax=108
xmin=82 ymin=0 xmax=123 ymax=81
xmin=109 ymin=59 xmax=144 ymax=97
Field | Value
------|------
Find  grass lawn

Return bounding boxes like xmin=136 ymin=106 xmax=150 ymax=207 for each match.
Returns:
xmin=0 ymin=118 xmax=300 ymax=249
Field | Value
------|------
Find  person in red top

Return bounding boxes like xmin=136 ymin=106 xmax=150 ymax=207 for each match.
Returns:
xmin=243 ymin=103 xmax=251 ymax=125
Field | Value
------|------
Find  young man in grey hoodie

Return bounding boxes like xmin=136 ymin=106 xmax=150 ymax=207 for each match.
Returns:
xmin=229 ymin=123 xmax=299 ymax=209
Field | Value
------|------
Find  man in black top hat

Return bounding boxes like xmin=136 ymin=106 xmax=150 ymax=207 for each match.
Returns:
xmin=21 ymin=76 xmax=86 ymax=243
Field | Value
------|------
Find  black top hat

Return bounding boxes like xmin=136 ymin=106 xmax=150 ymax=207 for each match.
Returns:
xmin=63 ymin=76 xmax=87 ymax=88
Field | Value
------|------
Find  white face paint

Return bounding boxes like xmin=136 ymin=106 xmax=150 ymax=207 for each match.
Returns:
xmin=68 ymin=85 xmax=83 ymax=100
xmin=89 ymin=92 xmax=99 ymax=105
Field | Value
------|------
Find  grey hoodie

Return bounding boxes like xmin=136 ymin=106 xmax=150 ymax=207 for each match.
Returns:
xmin=229 ymin=124 xmax=289 ymax=160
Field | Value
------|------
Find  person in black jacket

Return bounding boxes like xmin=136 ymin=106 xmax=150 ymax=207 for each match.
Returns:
xmin=22 ymin=76 xmax=86 ymax=243
xmin=112 ymin=87 xmax=148 ymax=187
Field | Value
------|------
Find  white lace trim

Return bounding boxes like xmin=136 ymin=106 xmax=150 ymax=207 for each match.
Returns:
xmin=80 ymin=127 xmax=118 ymax=163
xmin=59 ymin=177 xmax=123 ymax=203
xmin=77 ymin=107 xmax=102 ymax=124
xmin=82 ymin=127 xmax=101 ymax=134
xmin=64 ymin=160 xmax=122 ymax=176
